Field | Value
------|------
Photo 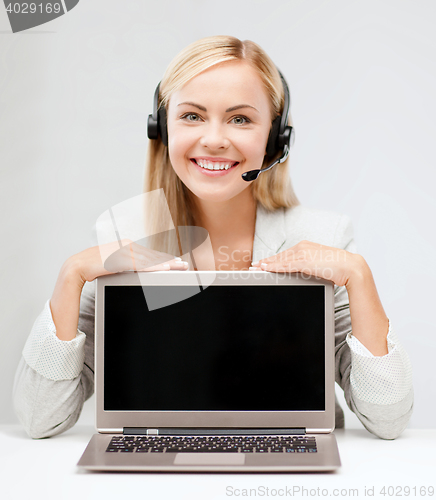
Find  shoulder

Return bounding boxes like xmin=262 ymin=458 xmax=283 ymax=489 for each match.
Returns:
xmin=282 ymin=205 xmax=355 ymax=250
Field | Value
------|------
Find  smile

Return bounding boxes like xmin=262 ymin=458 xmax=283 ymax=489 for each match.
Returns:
xmin=191 ymin=158 xmax=239 ymax=171
xmin=190 ymin=158 xmax=240 ymax=177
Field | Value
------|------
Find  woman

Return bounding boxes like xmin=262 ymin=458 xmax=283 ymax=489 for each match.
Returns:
xmin=13 ymin=35 xmax=413 ymax=439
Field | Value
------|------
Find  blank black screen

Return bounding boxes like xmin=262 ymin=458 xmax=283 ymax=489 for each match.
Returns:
xmin=104 ymin=285 xmax=325 ymax=411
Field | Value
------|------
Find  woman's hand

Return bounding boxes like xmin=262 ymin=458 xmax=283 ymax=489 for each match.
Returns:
xmin=250 ymin=240 xmax=390 ymax=355
xmin=68 ymin=238 xmax=188 ymax=286
xmin=250 ymin=240 xmax=366 ymax=288
xmin=51 ymin=240 xmax=188 ymax=341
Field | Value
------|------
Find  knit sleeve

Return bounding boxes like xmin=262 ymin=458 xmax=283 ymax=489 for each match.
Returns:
xmin=13 ymin=280 xmax=95 ymax=439
xmin=346 ymin=319 xmax=413 ymax=404
xmin=22 ymin=299 xmax=86 ymax=380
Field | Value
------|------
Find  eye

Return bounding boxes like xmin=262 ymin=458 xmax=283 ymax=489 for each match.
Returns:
xmin=231 ymin=115 xmax=251 ymax=125
xmin=181 ymin=113 xmax=202 ymax=122
xmin=179 ymin=113 xmax=251 ymax=125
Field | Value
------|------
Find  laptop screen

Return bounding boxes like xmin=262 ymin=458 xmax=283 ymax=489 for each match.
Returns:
xmin=104 ymin=284 xmax=325 ymax=412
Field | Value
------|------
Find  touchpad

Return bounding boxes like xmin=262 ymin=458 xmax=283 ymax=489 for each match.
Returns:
xmin=174 ymin=453 xmax=245 ymax=465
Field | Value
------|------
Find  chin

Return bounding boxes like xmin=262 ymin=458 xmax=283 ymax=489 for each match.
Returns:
xmin=195 ymin=191 xmax=234 ymax=203
xmin=196 ymin=187 xmax=250 ymax=204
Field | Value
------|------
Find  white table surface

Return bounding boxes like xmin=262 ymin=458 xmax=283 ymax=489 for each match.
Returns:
xmin=1 ymin=425 xmax=435 ymax=500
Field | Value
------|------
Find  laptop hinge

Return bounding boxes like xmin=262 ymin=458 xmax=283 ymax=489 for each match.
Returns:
xmin=123 ymin=428 xmax=306 ymax=436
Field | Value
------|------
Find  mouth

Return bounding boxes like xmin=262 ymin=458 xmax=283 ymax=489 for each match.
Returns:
xmin=190 ymin=158 xmax=240 ymax=171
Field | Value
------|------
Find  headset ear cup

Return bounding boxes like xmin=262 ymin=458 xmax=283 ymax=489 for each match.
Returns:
xmin=266 ymin=115 xmax=281 ymax=158
xmin=158 ymin=107 xmax=168 ymax=147
xmin=147 ymin=113 xmax=158 ymax=140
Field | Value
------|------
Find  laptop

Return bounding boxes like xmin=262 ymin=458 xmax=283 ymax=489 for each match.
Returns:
xmin=77 ymin=270 xmax=341 ymax=472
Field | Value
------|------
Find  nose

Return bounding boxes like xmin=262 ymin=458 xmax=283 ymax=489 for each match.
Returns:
xmin=199 ymin=121 xmax=230 ymax=150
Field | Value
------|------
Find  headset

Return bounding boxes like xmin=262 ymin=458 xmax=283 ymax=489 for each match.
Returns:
xmin=147 ymin=68 xmax=295 ymax=182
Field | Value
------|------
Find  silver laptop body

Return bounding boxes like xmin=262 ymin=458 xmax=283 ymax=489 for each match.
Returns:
xmin=77 ymin=270 xmax=341 ymax=472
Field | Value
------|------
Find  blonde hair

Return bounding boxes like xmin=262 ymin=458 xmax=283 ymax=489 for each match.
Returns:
xmin=143 ymin=35 xmax=300 ymax=256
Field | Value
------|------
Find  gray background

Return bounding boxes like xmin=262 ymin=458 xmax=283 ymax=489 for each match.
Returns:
xmin=0 ymin=0 xmax=435 ymax=429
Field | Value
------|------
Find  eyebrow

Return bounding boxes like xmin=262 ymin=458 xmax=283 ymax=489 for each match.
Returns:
xmin=177 ymin=102 xmax=259 ymax=113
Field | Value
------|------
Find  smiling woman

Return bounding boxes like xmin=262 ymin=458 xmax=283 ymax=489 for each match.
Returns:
xmin=13 ymin=35 xmax=413 ymax=441
xmin=143 ymin=37 xmax=299 ymax=267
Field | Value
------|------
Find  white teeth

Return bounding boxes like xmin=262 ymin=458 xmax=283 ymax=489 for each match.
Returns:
xmin=195 ymin=159 xmax=235 ymax=171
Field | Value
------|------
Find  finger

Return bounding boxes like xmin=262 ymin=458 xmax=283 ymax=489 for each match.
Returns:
xmin=126 ymin=242 xmax=173 ymax=262
xmin=130 ymin=248 xmax=177 ymax=269
xmin=260 ymin=261 xmax=302 ymax=273
xmin=168 ymin=259 xmax=189 ymax=270
xmin=128 ymin=244 xmax=178 ymax=269
xmin=135 ymin=255 xmax=187 ymax=270
xmin=252 ymin=251 xmax=294 ymax=268
xmin=138 ymin=263 xmax=171 ymax=272
xmin=138 ymin=259 xmax=189 ymax=272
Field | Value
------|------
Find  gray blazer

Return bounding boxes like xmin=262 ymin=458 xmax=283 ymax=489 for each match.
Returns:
xmin=13 ymin=204 xmax=413 ymax=439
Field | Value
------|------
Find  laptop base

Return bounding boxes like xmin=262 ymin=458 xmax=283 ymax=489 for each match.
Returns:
xmin=77 ymin=433 xmax=341 ymax=472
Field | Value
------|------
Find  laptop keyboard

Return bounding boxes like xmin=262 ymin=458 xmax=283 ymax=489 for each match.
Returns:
xmin=106 ymin=435 xmax=317 ymax=453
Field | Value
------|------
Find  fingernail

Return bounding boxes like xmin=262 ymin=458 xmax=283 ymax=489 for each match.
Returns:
xmin=174 ymin=257 xmax=182 ymax=261
xmin=181 ymin=261 xmax=189 ymax=267
xmin=261 ymin=262 xmax=268 ymax=268
xmin=251 ymin=261 xmax=259 ymax=266
xmin=249 ymin=267 xmax=263 ymax=271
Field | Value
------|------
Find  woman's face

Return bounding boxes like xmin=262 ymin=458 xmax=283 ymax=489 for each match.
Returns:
xmin=166 ymin=60 xmax=273 ymax=204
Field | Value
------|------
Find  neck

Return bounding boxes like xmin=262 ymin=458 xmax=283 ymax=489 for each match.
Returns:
xmin=193 ymin=189 xmax=257 ymax=242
